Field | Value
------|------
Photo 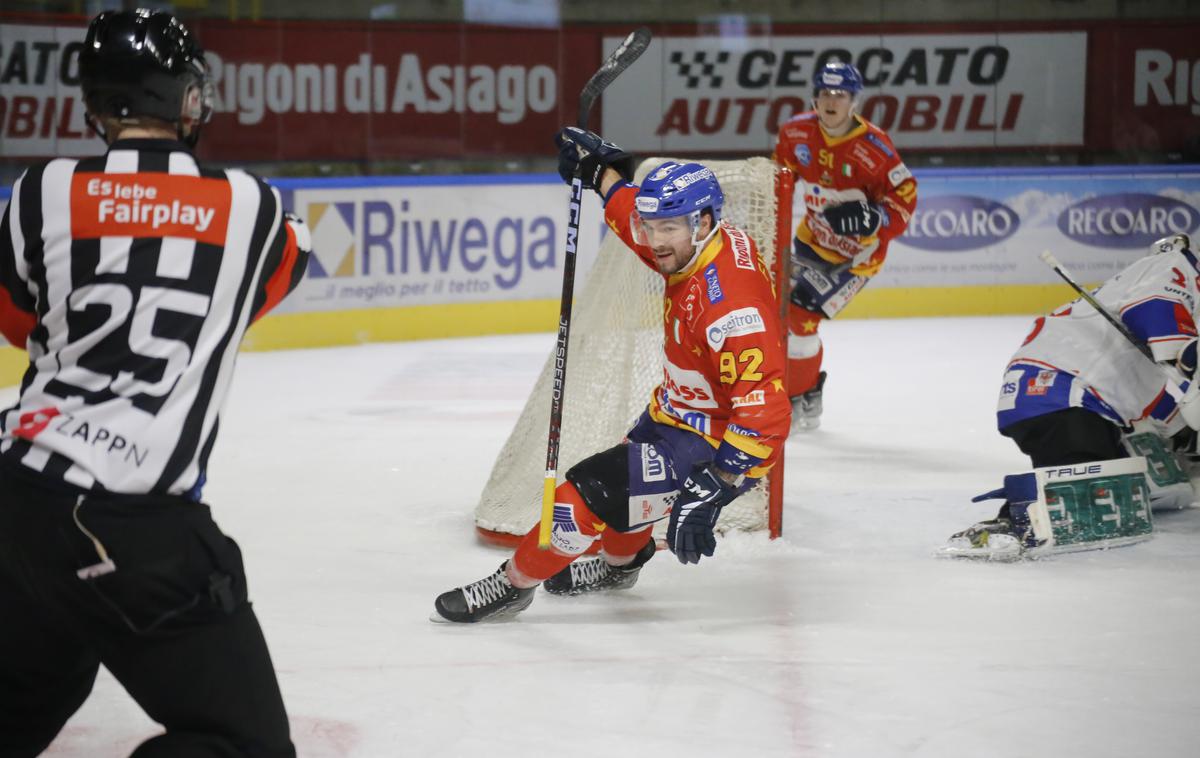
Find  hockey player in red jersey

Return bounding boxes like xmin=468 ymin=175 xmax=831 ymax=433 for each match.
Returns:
xmin=774 ymin=61 xmax=918 ymax=430
xmin=433 ymin=128 xmax=790 ymax=623
xmin=0 ymin=10 xmax=305 ymax=756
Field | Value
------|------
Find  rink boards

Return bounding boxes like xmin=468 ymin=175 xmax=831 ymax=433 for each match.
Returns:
xmin=0 ymin=164 xmax=1197 ymax=385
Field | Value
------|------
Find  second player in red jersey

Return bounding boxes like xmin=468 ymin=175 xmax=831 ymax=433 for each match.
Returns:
xmin=773 ymin=61 xmax=919 ymax=430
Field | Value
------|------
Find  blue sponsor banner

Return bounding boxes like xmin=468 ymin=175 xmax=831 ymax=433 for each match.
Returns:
xmin=264 ymin=174 xmax=605 ymax=314
xmin=873 ymin=164 xmax=1200 ymax=288
xmin=3 ymin=165 xmax=1197 ymax=301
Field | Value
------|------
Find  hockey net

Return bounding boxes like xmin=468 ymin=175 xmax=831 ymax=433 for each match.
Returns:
xmin=475 ymin=157 xmax=794 ymax=547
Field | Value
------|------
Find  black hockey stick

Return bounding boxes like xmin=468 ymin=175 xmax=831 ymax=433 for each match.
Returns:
xmin=1039 ymin=250 xmax=1157 ymax=363
xmin=539 ymin=27 xmax=652 ymax=548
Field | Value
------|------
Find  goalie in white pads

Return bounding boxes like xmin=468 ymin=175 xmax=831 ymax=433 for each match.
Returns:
xmin=944 ymin=234 xmax=1199 ymax=559
xmin=433 ymin=128 xmax=790 ymax=622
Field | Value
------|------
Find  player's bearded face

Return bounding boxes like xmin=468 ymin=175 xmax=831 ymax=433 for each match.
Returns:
xmin=815 ymin=89 xmax=854 ymax=134
xmin=640 ymin=217 xmax=696 ymax=274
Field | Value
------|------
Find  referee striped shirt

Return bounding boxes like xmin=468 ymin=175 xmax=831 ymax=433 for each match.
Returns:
xmin=0 ymin=139 xmax=309 ymax=499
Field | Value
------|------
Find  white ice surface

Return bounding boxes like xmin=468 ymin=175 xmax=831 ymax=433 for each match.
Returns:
xmin=28 ymin=315 xmax=1200 ymax=757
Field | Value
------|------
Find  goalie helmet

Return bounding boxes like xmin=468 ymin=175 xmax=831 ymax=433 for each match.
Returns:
xmin=80 ymin=9 xmax=213 ymax=144
xmin=634 ymin=161 xmax=724 ymax=224
xmin=1151 ymin=233 xmax=1192 ymax=257
xmin=812 ymin=61 xmax=864 ymax=98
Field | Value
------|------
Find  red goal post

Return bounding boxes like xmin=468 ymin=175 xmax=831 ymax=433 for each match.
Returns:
xmin=475 ymin=157 xmax=794 ymax=548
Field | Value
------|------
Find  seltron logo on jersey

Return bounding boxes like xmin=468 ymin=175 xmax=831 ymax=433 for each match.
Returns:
xmin=1057 ymin=193 xmax=1199 ymax=249
xmin=902 ymin=195 xmax=1019 ymax=252
xmin=71 ymin=174 xmax=231 ymax=246
xmin=705 ymin=307 xmax=765 ymax=349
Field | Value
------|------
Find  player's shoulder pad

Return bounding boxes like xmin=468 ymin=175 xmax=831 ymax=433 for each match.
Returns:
xmin=220 ymin=166 xmax=272 ymax=190
xmin=778 ymin=111 xmax=818 ymax=135
xmin=3 ymin=158 xmax=75 ymax=212
xmin=24 ymin=157 xmax=76 ymax=185
xmin=225 ymin=168 xmax=288 ymax=210
xmin=857 ymin=119 xmax=900 ymax=158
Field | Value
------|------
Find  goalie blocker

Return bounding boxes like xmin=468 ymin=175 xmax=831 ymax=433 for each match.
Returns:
xmin=941 ymin=457 xmax=1155 ymax=560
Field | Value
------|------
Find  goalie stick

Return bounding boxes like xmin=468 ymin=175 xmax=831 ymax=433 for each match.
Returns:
xmin=1039 ymin=243 xmax=1197 ymax=407
xmin=1039 ymin=249 xmax=1158 ymax=364
xmin=538 ymin=27 xmax=652 ymax=549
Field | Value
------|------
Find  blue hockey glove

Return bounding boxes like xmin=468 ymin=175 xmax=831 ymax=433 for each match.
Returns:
xmin=666 ymin=462 xmax=741 ymax=565
xmin=822 ymin=200 xmax=882 ymax=237
xmin=554 ymin=126 xmax=636 ymax=191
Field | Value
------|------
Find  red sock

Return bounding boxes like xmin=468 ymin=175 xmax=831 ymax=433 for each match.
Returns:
xmin=788 ymin=305 xmax=824 ymax=396
xmin=510 ymin=481 xmax=603 ymax=582
xmin=600 ymin=526 xmax=653 ymax=562
xmin=787 ymin=344 xmax=823 ymax=396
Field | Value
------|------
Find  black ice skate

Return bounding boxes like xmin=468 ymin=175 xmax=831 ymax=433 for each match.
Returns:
xmin=432 ymin=563 xmax=535 ymax=623
xmin=791 ymin=371 xmax=826 ymax=432
xmin=543 ymin=539 xmax=656 ymax=596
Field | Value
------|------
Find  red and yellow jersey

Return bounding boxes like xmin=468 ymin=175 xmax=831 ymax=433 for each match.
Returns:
xmin=774 ymin=112 xmax=917 ymax=276
xmin=604 ymin=184 xmax=791 ymax=478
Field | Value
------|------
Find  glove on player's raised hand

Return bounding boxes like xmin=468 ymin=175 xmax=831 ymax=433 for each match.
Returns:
xmin=823 ymin=200 xmax=882 ymax=237
xmin=554 ymin=126 xmax=636 ymax=192
xmin=666 ymin=462 xmax=741 ymax=565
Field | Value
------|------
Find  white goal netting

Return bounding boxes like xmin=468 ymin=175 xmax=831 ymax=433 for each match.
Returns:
xmin=475 ymin=157 xmax=791 ymax=545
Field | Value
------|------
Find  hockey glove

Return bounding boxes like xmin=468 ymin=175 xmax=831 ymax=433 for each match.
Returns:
xmin=1177 ymin=339 xmax=1198 ymax=379
xmin=823 ymin=200 xmax=882 ymax=237
xmin=666 ymin=462 xmax=741 ymax=565
xmin=554 ymin=126 xmax=637 ymax=192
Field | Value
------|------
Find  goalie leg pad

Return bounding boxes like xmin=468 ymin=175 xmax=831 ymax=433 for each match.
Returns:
xmin=942 ymin=458 xmax=1155 ymax=560
xmin=1032 ymin=458 xmax=1154 ymax=551
xmin=1122 ymin=429 xmax=1198 ymax=510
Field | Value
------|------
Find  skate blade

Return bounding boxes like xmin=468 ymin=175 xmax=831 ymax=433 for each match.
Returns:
xmin=428 ymin=604 xmax=531 ymax=624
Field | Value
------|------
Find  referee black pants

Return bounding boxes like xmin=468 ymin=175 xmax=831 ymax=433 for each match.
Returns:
xmin=0 ymin=464 xmax=294 ymax=758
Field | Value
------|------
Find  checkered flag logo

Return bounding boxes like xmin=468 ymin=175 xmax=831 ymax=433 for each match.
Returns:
xmin=669 ymin=50 xmax=731 ymax=89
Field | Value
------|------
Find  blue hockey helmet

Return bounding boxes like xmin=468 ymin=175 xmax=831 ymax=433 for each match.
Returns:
xmin=634 ymin=161 xmax=724 ymax=226
xmin=812 ymin=61 xmax=864 ymax=97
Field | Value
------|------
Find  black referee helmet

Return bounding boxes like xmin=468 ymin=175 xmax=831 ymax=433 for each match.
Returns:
xmin=80 ymin=9 xmax=213 ymax=144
